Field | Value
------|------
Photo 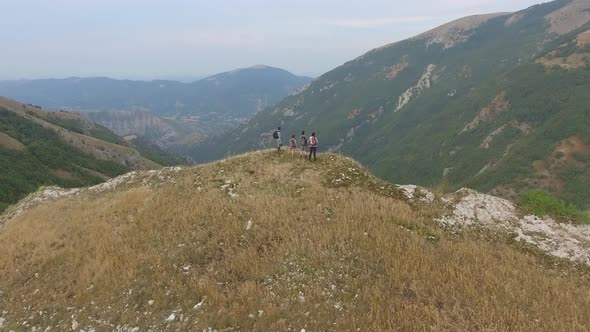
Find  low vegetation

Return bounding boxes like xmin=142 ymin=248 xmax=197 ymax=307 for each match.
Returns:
xmin=518 ymin=190 xmax=590 ymax=224
xmin=1 ymin=152 xmax=589 ymax=331
xmin=0 ymin=108 xmax=130 ymax=212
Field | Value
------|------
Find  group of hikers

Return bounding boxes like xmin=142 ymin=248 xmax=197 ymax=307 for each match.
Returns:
xmin=272 ymin=127 xmax=318 ymax=161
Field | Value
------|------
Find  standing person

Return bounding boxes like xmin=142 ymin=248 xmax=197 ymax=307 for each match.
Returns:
xmin=309 ymin=132 xmax=318 ymax=161
xmin=272 ymin=126 xmax=282 ymax=154
xmin=289 ymin=134 xmax=297 ymax=157
xmin=300 ymin=130 xmax=309 ymax=159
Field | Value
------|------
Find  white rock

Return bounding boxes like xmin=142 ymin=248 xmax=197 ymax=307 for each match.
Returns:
xmin=193 ymin=298 xmax=205 ymax=309
xmin=438 ymin=188 xmax=590 ymax=266
xmin=71 ymin=320 xmax=79 ymax=331
xmin=246 ymin=220 xmax=253 ymax=231
xmin=148 ymin=300 xmax=155 ymax=306
xmin=298 ymin=292 xmax=306 ymax=303
xmin=166 ymin=313 xmax=176 ymax=321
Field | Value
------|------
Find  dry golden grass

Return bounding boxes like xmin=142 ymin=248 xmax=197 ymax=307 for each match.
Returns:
xmin=0 ymin=131 xmax=25 ymax=151
xmin=537 ymin=52 xmax=590 ymax=69
xmin=0 ymin=151 xmax=589 ymax=331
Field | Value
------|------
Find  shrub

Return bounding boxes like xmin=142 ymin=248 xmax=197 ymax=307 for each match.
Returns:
xmin=518 ymin=190 xmax=590 ymax=224
xmin=572 ymin=152 xmax=590 ymax=163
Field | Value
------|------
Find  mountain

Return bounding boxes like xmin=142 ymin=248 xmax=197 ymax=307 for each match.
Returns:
xmin=0 ymin=97 xmax=164 ymax=213
xmin=0 ymin=66 xmax=312 ymax=116
xmin=0 ymin=66 xmax=313 ymax=155
xmin=194 ymin=0 xmax=590 ymax=209
xmin=1 ymin=151 xmax=589 ymax=331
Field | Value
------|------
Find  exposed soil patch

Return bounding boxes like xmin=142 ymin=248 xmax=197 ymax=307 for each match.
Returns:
xmin=525 ymin=136 xmax=590 ymax=195
xmin=385 ymin=61 xmax=409 ymax=80
xmin=0 ymin=132 xmax=25 ymax=151
xmin=554 ymin=135 xmax=590 ymax=166
xmin=577 ymin=29 xmax=590 ymax=46
xmin=49 ymin=169 xmax=76 ymax=180
xmin=537 ymin=52 xmax=590 ymax=69
xmin=461 ymin=91 xmax=510 ymax=133
xmin=123 ymin=134 xmax=138 ymax=141
xmin=347 ymin=109 xmax=361 ymax=120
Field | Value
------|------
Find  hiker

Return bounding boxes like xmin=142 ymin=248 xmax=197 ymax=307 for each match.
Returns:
xmin=272 ymin=126 xmax=282 ymax=154
xmin=289 ymin=134 xmax=297 ymax=156
xmin=300 ymin=130 xmax=309 ymax=158
xmin=309 ymin=132 xmax=318 ymax=161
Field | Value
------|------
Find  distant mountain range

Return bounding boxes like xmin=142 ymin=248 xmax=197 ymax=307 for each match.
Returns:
xmin=193 ymin=0 xmax=590 ymax=209
xmin=0 ymin=97 xmax=183 ymax=213
xmin=0 ymin=65 xmax=312 ymax=116
xmin=0 ymin=65 xmax=312 ymax=156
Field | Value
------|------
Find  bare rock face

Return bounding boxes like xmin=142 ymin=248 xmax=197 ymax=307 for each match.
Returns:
xmin=87 ymin=110 xmax=174 ymax=138
xmin=395 ymin=184 xmax=590 ymax=267
xmin=395 ymin=64 xmax=437 ymax=112
xmin=438 ymin=189 xmax=590 ymax=267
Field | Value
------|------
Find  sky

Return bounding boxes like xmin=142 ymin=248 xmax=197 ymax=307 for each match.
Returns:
xmin=0 ymin=0 xmax=545 ymax=80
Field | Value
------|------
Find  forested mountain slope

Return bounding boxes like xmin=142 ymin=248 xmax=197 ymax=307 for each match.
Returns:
xmin=194 ymin=0 xmax=590 ymax=208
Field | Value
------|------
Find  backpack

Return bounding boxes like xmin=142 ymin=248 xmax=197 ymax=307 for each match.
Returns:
xmin=301 ymin=135 xmax=308 ymax=146
xmin=310 ymin=136 xmax=317 ymax=147
xmin=272 ymin=130 xmax=279 ymax=139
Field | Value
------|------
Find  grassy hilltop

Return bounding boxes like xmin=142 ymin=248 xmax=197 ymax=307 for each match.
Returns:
xmin=0 ymin=151 xmax=589 ymax=331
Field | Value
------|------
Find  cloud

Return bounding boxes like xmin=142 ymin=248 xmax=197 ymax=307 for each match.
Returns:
xmin=322 ymin=16 xmax=442 ymax=28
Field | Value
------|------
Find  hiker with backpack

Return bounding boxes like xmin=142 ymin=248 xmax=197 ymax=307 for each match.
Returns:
xmin=309 ymin=132 xmax=318 ymax=161
xmin=300 ymin=130 xmax=309 ymax=159
xmin=272 ymin=127 xmax=282 ymax=154
xmin=289 ymin=134 xmax=297 ymax=157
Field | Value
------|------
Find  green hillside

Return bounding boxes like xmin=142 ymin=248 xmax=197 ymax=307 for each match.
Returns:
xmin=192 ymin=0 xmax=590 ymax=208
xmin=0 ymin=98 xmax=163 ymax=213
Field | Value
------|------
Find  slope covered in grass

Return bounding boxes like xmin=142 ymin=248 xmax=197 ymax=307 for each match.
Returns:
xmin=0 ymin=152 xmax=589 ymax=331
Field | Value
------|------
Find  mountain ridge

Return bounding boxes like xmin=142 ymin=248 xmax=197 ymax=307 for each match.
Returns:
xmin=0 ymin=65 xmax=313 ymax=157
xmin=192 ymin=0 xmax=590 ymax=209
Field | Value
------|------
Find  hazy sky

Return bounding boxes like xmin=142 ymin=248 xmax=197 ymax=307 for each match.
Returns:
xmin=0 ymin=0 xmax=544 ymax=80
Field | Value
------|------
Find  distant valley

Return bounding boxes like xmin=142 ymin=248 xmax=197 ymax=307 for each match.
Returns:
xmin=0 ymin=65 xmax=312 ymax=157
